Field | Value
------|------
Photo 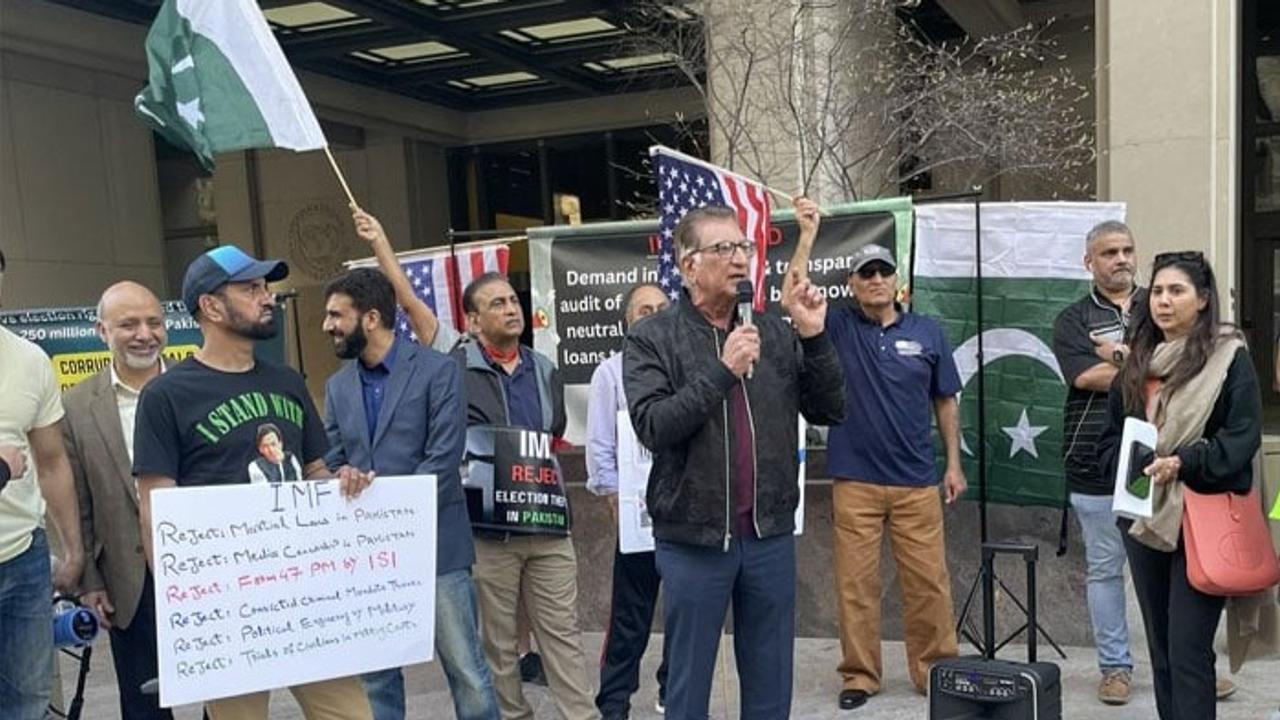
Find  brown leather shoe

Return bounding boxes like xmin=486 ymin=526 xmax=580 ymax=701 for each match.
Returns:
xmin=1216 ymin=678 xmax=1237 ymax=700
xmin=1098 ymin=669 xmax=1132 ymax=705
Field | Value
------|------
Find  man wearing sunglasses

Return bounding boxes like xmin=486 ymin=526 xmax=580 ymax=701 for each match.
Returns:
xmin=823 ymin=242 xmax=966 ymax=712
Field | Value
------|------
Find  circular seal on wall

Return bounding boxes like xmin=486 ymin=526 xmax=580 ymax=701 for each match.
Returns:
xmin=287 ymin=203 xmax=348 ymax=280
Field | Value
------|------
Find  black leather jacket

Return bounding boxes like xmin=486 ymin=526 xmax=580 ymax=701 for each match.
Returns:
xmin=623 ymin=290 xmax=845 ymax=548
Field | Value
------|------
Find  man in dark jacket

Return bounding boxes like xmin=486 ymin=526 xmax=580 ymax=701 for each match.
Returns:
xmin=623 ymin=204 xmax=845 ymax=720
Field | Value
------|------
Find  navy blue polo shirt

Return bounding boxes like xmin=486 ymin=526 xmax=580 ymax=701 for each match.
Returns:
xmin=491 ymin=347 xmax=543 ymax=431
xmin=826 ymin=305 xmax=961 ymax=487
xmin=358 ymin=338 xmax=400 ymax=442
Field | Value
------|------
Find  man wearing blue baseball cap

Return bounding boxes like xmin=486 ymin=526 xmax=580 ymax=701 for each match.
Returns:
xmin=132 ymin=245 xmax=375 ymax=719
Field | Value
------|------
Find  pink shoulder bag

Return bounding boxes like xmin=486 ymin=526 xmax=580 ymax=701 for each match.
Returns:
xmin=1182 ymin=484 xmax=1280 ymax=596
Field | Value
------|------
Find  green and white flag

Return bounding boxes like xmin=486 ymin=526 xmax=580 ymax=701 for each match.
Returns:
xmin=134 ymin=0 xmax=326 ymax=169
xmin=913 ymin=202 xmax=1126 ymax=507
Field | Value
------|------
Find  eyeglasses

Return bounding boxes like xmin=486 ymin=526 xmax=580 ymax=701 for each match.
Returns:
xmin=1153 ymin=250 xmax=1204 ymax=264
xmin=689 ymin=240 xmax=756 ymax=258
xmin=855 ymin=263 xmax=896 ymax=279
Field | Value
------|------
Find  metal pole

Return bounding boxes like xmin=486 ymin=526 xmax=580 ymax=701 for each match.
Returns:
xmin=912 ymin=189 xmax=984 ymax=204
xmin=982 ymin=545 xmax=996 ymax=659
xmin=974 ymin=190 xmax=987 ymax=544
xmin=448 ymin=228 xmax=530 ymax=239
xmin=1027 ymin=555 xmax=1038 ymax=663
xmin=538 ymin=139 xmax=552 ymax=225
xmin=605 ymin=131 xmax=620 ymax=220
xmin=908 ymin=220 xmax=918 ymax=310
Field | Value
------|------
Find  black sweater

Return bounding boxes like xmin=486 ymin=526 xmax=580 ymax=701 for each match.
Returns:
xmin=1097 ymin=347 xmax=1261 ymax=495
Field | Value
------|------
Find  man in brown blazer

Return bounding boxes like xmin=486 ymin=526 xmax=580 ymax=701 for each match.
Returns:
xmin=63 ymin=281 xmax=171 ymax=720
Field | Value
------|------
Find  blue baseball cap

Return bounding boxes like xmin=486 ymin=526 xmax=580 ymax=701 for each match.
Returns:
xmin=182 ymin=245 xmax=289 ymax=316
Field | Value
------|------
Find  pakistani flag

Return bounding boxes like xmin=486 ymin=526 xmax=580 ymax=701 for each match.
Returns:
xmin=913 ymin=202 xmax=1126 ymax=507
xmin=134 ymin=0 xmax=326 ymax=169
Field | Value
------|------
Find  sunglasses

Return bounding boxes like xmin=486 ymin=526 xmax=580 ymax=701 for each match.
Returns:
xmin=854 ymin=263 xmax=896 ymax=280
xmin=1153 ymin=250 xmax=1204 ymax=264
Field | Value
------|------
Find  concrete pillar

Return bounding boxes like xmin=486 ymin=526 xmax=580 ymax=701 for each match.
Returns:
xmin=702 ymin=0 xmax=891 ymax=205
xmin=1097 ymin=0 xmax=1237 ymax=310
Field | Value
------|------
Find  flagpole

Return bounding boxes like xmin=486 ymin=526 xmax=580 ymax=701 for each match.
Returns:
xmin=343 ymin=236 xmax=523 ymax=271
xmin=323 ymin=146 xmax=358 ymax=207
xmin=649 ymin=145 xmax=796 ymax=203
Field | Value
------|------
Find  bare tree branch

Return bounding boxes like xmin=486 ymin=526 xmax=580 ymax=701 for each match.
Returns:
xmin=620 ymin=0 xmax=1094 ymax=202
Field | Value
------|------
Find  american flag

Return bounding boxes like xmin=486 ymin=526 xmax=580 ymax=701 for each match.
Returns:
xmin=651 ymin=146 xmax=771 ymax=310
xmin=349 ymin=243 xmax=510 ymax=341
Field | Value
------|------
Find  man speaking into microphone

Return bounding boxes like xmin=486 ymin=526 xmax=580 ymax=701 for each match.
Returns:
xmin=623 ymin=201 xmax=845 ymax=720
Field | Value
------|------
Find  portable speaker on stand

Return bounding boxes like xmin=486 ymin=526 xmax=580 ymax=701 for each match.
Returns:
xmin=928 ymin=543 xmax=1062 ymax=720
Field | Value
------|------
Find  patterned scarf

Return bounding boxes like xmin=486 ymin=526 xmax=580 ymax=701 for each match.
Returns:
xmin=1128 ymin=331 xmax=1244 ymax=551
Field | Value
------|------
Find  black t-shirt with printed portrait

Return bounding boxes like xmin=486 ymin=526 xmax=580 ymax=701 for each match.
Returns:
xmin=132 ymin=357 xmax=328 ymax=487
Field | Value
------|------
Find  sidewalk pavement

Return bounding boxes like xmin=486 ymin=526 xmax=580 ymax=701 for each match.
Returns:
xmin=58 ymin=631 xmax=1279 ymax=718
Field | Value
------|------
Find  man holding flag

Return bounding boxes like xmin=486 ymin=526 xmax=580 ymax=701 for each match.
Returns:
xmin=624 ymin=156 xmax=845 ymax=717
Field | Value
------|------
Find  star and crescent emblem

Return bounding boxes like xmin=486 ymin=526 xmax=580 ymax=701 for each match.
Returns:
xmin=952 ymin=328 xmax=1063 ymax=461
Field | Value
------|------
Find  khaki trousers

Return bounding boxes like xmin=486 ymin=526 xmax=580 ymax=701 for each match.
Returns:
xmin=833 ymin=480 xmax=958 ymax=693
xmin=473 ymin=535 xmax=599 ymax=720
xmin=204 ymin=676 xmax=372 ymax=720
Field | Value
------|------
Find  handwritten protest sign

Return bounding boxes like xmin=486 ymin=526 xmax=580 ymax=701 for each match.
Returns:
xmin=150 ymin=476 xmax=436 ymax=707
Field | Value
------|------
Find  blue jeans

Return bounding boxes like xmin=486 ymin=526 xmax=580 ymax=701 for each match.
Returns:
xmin=0 ymin=529 xmax=53 ymax=720
xmin=363 ymin=569 xmax=499 ymax=720
xmin=1070 ymin=493 xmax=1133 ymax=672
xmin=656 ymin=534 xmax=795 ymax=720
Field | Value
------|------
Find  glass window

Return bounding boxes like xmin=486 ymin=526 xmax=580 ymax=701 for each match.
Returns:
xmin=1255 ymin=137 xmax=1280 ymax=212
xmin=1266 ymin=245 xmax=1280 ymax=433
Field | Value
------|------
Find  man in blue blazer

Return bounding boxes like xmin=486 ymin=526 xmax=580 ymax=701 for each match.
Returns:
xmin=322 ymin=267 xmax=499 ymax=720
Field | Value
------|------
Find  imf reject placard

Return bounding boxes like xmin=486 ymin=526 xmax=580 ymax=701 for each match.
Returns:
xmin=462 ymin=426 xmax=570 ymax=535
xmin=149 ymin=476 xmax=437 ymax=708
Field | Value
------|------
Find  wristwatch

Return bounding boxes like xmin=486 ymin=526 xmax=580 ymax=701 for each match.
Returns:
xmin=1112 ymin=348 xmax=1125 ymax=364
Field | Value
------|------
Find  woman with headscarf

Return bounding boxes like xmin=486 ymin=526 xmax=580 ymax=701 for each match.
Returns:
xmin=1098 ymin=250 xmax=1261 ymax=720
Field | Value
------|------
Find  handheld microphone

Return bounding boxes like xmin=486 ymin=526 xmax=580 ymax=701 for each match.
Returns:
xmin=735 ymin=280 xmax=754 ymax=380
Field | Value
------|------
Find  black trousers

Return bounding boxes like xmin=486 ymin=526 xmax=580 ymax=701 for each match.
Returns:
xmin=595 ymin=544 xmax=668 ymax=717
xmin=1122 ymin=529 xmax=1225 ymax=720
xmin=108 ymin=571 xmax=173 ymax=720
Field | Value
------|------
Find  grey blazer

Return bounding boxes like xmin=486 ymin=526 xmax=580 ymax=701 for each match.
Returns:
xmin=324 ymin=340 xmax=473 ymax=574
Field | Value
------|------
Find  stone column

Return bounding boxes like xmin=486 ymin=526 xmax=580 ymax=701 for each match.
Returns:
xmin=1097 ymin=0 xmax=1237 ymax=303
xmin=702 ymin=0 xmax=891 ymax=205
